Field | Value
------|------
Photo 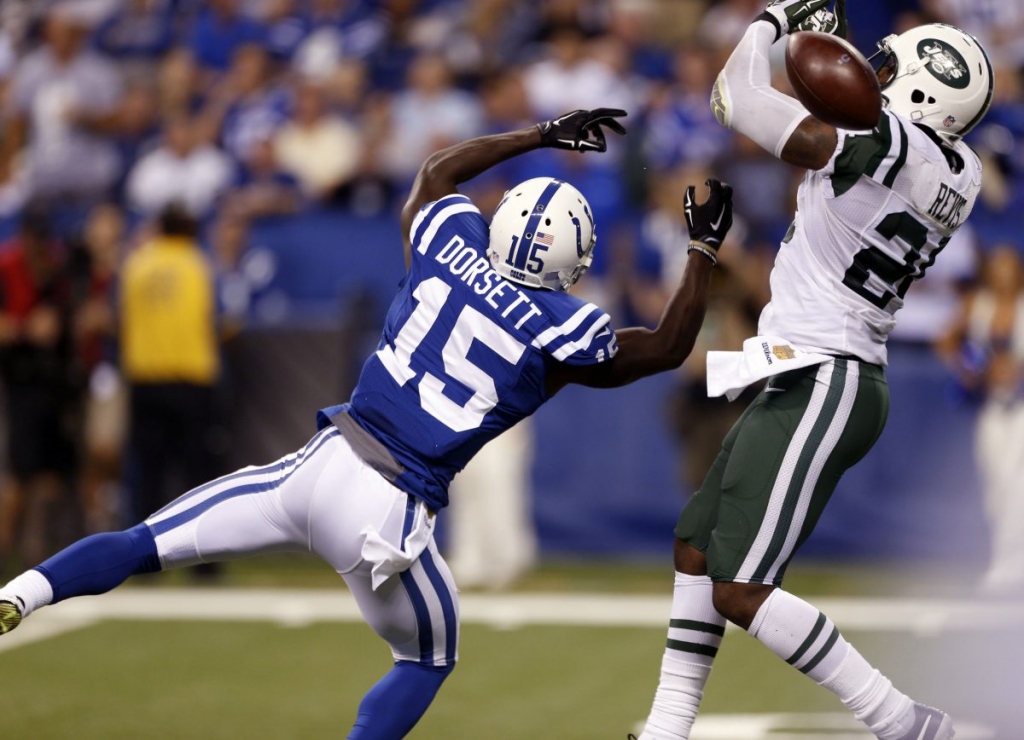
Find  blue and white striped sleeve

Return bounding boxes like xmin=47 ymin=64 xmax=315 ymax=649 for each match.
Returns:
xmin=532 ymin=302 xmax=619 ymax=366
xmin=409 ymin=194 xmax=484 ymax=257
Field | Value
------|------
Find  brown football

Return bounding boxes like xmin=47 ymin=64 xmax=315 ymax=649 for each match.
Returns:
xmin=785 ymin=32 xmax=882 ymax=131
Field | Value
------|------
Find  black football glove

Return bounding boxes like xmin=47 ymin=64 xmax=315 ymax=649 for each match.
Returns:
xmin=538 ymin=108 xmax=628 ymax=153
xmin=684 ymin=179 xmax=733 ymax=250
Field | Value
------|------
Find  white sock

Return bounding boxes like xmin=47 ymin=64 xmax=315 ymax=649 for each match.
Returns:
xmin=749 ymin=589 xmax=916 ymax=740
xmin=639 ymin=573 xmax=726 ymax=740
xmin=0 ymin=569 xmax=54 ymax=618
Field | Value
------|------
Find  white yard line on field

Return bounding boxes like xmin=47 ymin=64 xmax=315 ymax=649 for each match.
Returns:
xmin=1 ymin=588 xmax=1021 ymax=652
xmin=677 ymin=713 xmax=996 ymax=740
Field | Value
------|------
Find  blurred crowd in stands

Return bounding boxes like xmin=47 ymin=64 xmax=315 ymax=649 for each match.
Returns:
xmin=0 ymin=0 xmax=1023 ymax=575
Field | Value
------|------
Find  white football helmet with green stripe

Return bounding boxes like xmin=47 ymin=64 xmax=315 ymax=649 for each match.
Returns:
xmin=872 ymin=23 xmax=993 ymax=143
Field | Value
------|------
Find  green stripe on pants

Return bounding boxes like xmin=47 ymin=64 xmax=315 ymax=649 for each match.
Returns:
xmin=674 ymin=360 xmax=889 ymax=586
xmin=750 ymin=360 xmax=848 ymax=582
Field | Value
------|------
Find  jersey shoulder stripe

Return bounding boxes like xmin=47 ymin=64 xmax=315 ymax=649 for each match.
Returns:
xmin=829 ymin=111 xmax=909 ymax=196
xmin=411 ymin=195 xmax=484 ymax=255
xmin=531 ymin=303 xmax=598 ymax=349
xmin=530 ymin=299 xmax=617 ymax=365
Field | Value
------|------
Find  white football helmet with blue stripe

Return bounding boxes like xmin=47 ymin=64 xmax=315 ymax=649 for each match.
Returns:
xmin=487 ymin=177 xmax=596 ymax=292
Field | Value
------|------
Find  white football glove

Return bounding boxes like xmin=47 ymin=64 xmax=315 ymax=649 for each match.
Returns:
xmin=793 ymin=0 xmax=848 ymax=38
xmin=758 ymin=0 xmax=848 ymax=41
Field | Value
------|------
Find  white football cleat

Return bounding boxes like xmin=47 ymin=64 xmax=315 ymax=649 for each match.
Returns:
xmin=887 ymin=703 xmax=955 ymax=740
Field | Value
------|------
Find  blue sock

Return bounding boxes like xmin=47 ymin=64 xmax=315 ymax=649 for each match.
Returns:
xmin=35 ymin=523 xmax=162 ymax=603
xmin=348 ymin=661 xmax=454 ymax=739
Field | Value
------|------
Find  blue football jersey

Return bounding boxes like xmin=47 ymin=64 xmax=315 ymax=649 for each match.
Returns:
xmin=318 ymin=194 xmax=618 ymax=510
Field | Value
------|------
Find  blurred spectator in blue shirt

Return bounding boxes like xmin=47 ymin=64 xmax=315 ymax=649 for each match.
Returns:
xmin=210 ymin=211 xmax=256 ymax=329
xmin=103 ymin=82 xmax=162 ymax=199
xmin=643 ymin=44 xmax=733 ymax=172
xmin=126 ymin=113 xmax=234 ymax=218
xmin=260 ymin=0 xmax=311 ymax=61
xmin=209 ymin=44 xmax=290 ymax=162
xmin=403 ymin=0 xmax=542 ymax=77
xmin=966 ymin=64 xmax=1024 ymax=252
xmin=364 ymin=0 xmax=427 ymax=91
xmin=714 ymin=133 xmax=797 ymax=248
xmin=292 ymin=0 xmax=388 ymax=79
xmin=3 ymin=6 xmax=123 ymax=203
xmin=381 ymin=52 xmax=482 ymax=186
xmin=226 ymin=137 xmax=303 ymax=220
xmin=95 ymin=0 xmax=175 ymax=65
xmin=188 ymin=0 xmax=267 ymax=72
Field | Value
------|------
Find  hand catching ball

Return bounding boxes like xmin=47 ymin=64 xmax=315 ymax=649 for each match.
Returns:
xmin=785 ymin=32 xmax=882 ymax=131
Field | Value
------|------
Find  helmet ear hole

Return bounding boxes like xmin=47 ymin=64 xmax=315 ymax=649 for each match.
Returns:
xmin=911 ymin=89 xmax=925 ymax=104
xmin=545 ymin=218 xmax=551 ymax=226
xmin=928 ymin=96 xmax=936 ymax=104
xmin=521 ymin=210 xmax=528 ymax=217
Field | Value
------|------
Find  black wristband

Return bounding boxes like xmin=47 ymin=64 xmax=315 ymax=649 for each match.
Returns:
xmin=755 ymin=11 xmax=783 ymax=42
xmin=687 ymin=243 xmax=719 ymax=267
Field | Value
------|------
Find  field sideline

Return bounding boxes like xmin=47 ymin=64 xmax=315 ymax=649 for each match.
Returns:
xmin=1 ymin=587 xmax=1017 ymax=739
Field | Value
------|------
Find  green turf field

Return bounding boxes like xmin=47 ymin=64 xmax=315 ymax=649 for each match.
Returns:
xmin=0 ymin=560 xmax=1017 ymax=739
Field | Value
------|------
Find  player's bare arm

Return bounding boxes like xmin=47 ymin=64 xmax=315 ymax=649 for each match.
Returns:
xmin=546 ymin=179 xmax=733 ymax=394
xmin=779 ymin=117 xmax=839 ymax=170
xmin=400 ymin=109 xmax=627 ymax=267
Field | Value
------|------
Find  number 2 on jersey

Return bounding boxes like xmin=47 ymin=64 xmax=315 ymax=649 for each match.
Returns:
xmin=376 ymin=277 xmax=526 ymax=433
xmin=842 ymin=210 xmax=951 ymax=312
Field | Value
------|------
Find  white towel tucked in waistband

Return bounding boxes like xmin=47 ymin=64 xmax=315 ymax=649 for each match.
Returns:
xmin=707 ymin=336 xmax=831 ymax=401
xmin=360 ymin=499 xmax=435 ymax=591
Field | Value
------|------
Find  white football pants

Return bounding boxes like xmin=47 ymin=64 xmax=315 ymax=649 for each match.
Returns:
xmin=976 ymin=398 xmax=1024 ymax=594
xmin=446 ymin=420 xmax=537 ymax=589
xmin=144 ymin=426 xmax=459 ymax=667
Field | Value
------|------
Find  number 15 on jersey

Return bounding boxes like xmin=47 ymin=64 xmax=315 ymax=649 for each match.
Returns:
xmin=376 ymin=277 xmax=526 ymax=433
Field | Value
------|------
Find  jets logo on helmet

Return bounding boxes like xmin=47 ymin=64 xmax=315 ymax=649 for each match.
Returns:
xmin=918 ymin=40 xmax=970 ymax=89
xmin=487 ymin=177 xmax=597 ymax=292
xmin=870 ymin=23 xmax=993 ymax=142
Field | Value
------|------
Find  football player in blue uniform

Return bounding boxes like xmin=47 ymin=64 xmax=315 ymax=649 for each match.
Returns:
xmin=0 ymin=108 xmax=734 ymax=738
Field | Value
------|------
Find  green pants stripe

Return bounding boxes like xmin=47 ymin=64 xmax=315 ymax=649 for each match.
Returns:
xmin=743 ymin=360 xmax=855 ymax=583
xmin=675 ymin=358 xmax=889 ymax=585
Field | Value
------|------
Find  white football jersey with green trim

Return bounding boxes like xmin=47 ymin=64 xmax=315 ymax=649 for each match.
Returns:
xmin=758 ymin=109 xmax=982 ymax=365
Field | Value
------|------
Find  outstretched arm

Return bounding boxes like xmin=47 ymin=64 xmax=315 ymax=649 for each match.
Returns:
xmin=400 ymin=109 xmax=627 ymax=267
xmin=712 ymin=0 xmax=843 ymax=170
xmin=546 ymin=179 xmax=734 ymax=394
xmin=400 ymin=127 xmax=541 ymax=266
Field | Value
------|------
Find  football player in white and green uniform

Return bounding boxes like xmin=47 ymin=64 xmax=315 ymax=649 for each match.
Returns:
xmin=635 ymin=2 xmax=992 ymax=740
